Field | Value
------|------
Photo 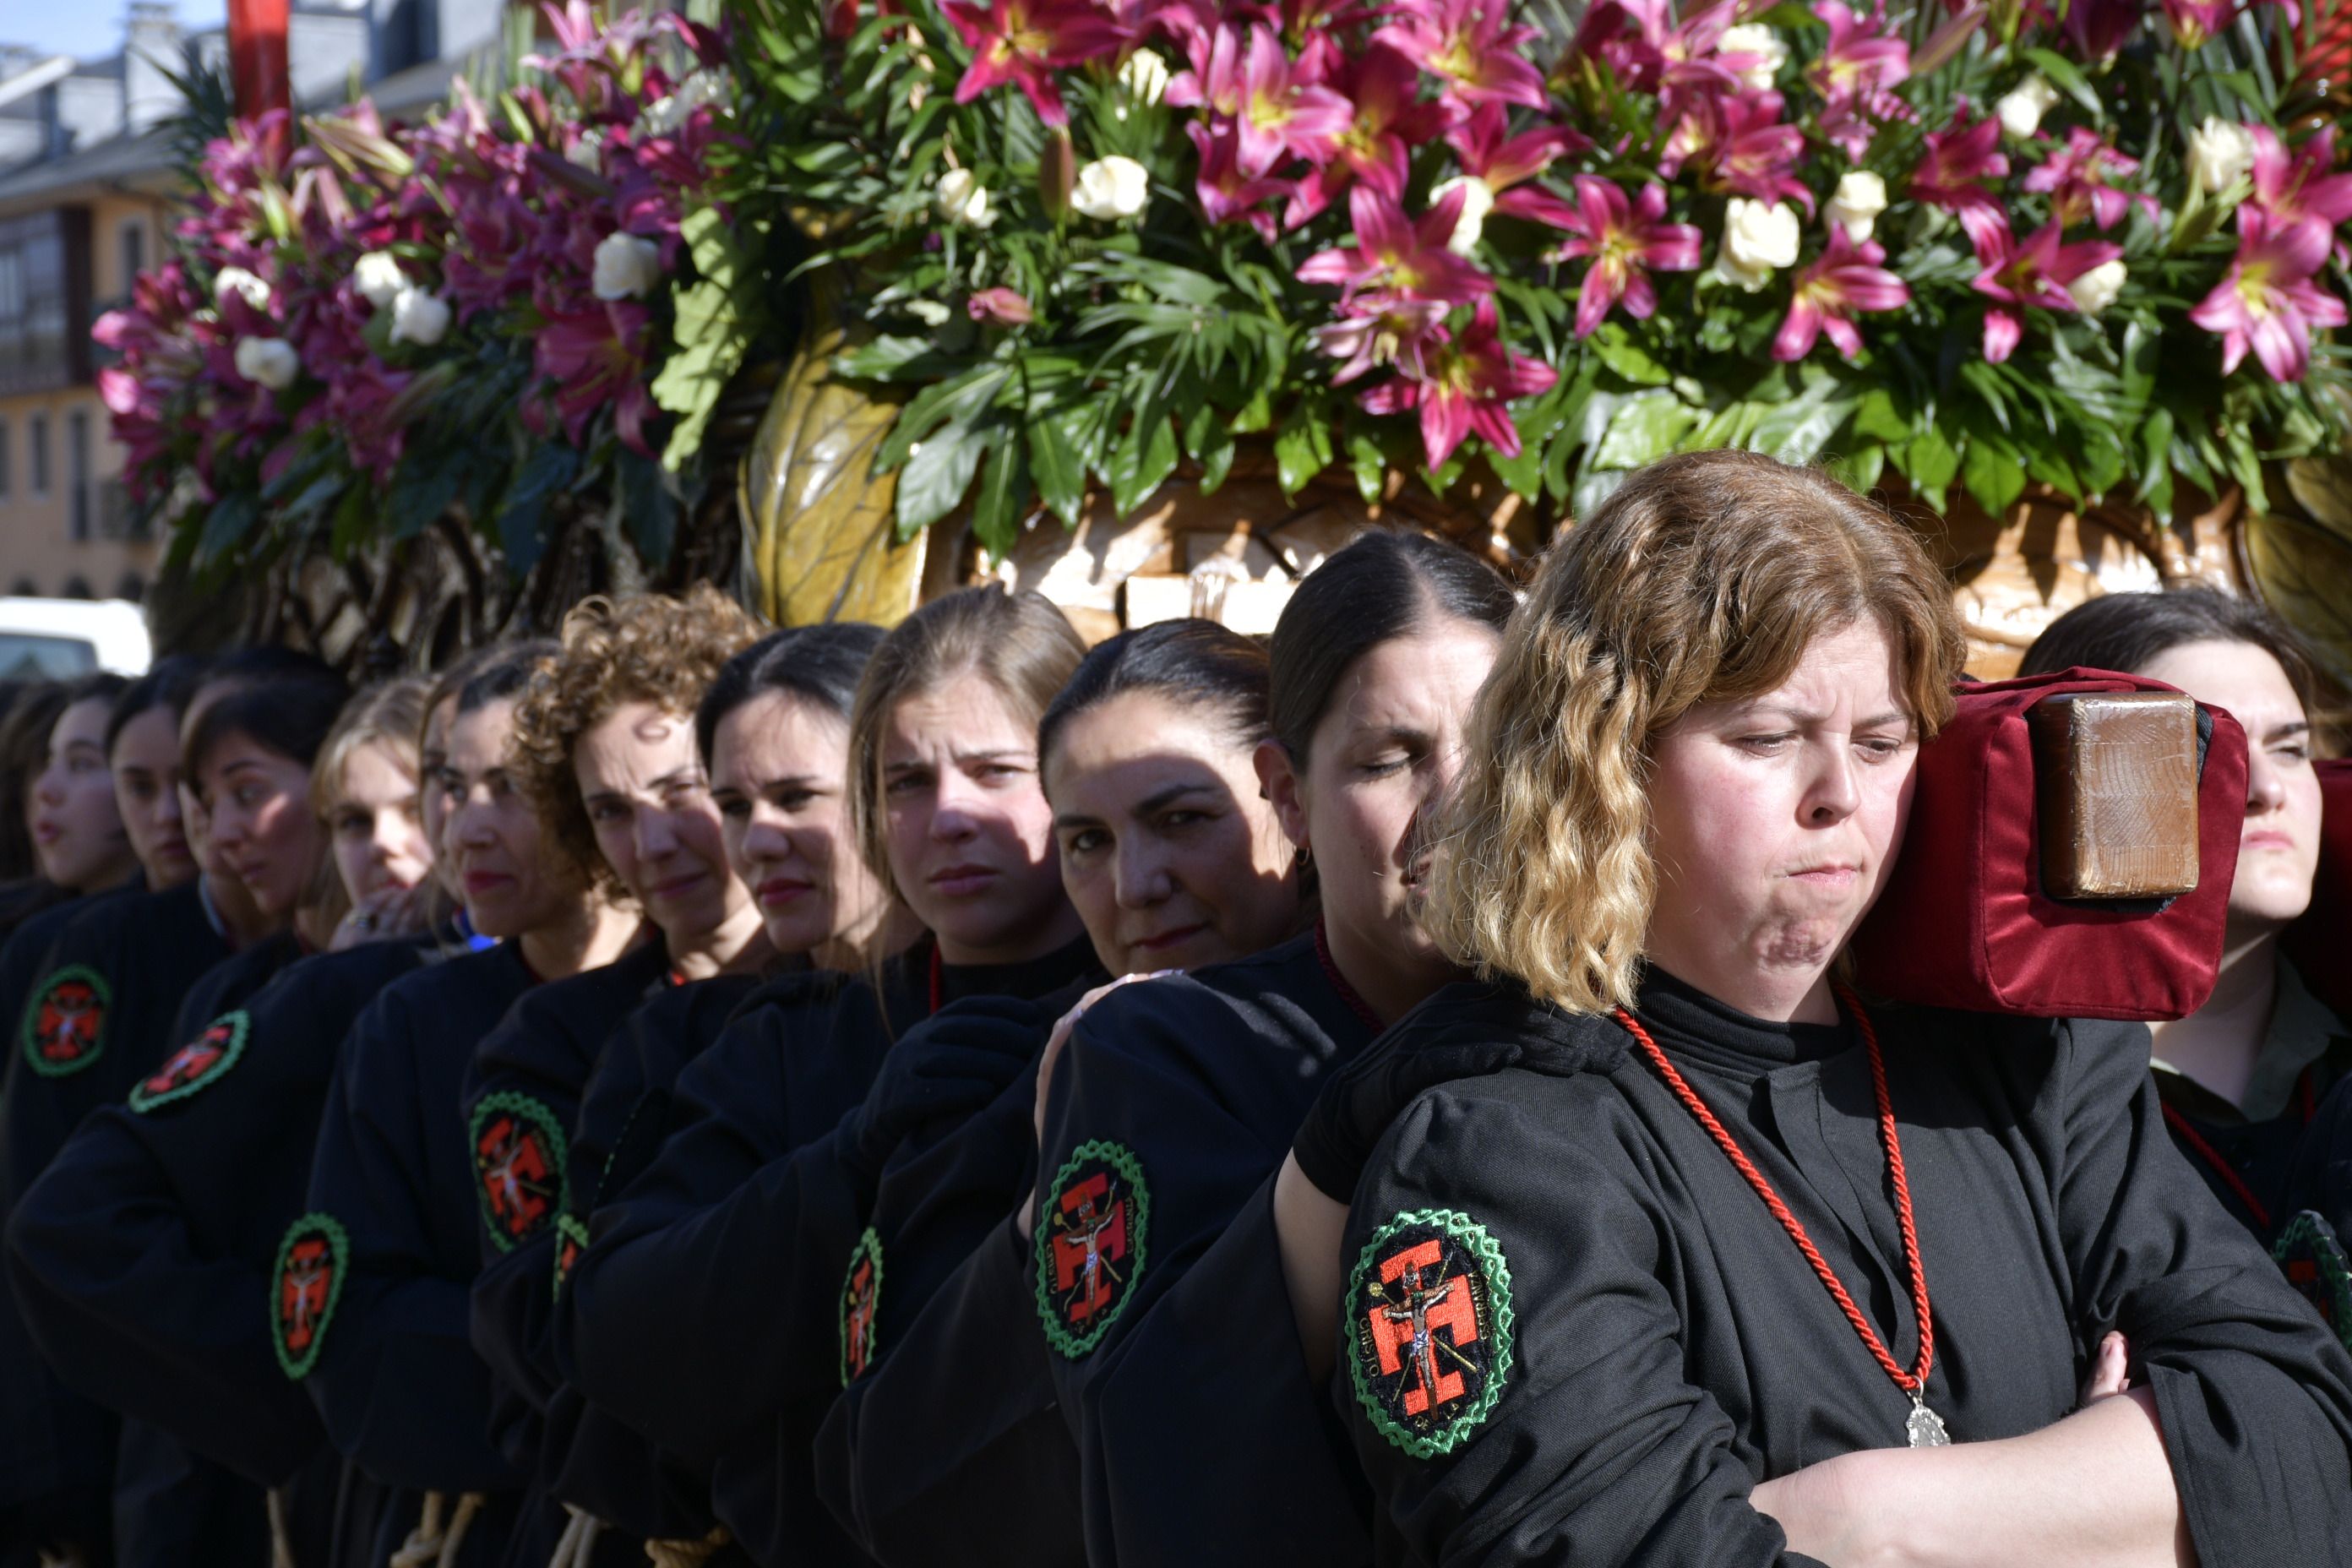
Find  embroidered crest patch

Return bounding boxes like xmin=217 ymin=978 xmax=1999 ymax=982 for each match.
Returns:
xmin=841 ymin=1227 xmax=885 ymax=1386
xmin=2275 ymin=1210 xmax=2352 ymax=1353
xmin=1034 ymin=1140 xmax=1149 ymax=1358
xmin=552 ymin=1214 xmax=590 ymax=1298
xmin=128 ymin=1011 xmax=252 ymax=1113
xmin=471 ymin=1092 xmax=567 ymax=1252
xmin=1348 ymin=1208 xmax=1516 ymax=1457
xmin=272 ymin=1212 xmax=349 ymax=1379
xmin=22 ymin=966 xmax=109 ymax=1077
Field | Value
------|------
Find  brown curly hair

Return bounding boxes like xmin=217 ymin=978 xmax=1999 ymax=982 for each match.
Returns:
xmin=512 ymin=585 xmax=764 ymax=890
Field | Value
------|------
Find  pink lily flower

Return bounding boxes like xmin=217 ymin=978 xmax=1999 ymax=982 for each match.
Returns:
xmin=1188 ymin=120 xmax=1288 ymax=243
xmin=2249 ymin=123 xmax=2352 ymax=229
xmin=1809 ymin=1 xmax=1913 ymax=159
xmin=1359 ymin=298 xmax=1557 ymax=469
xmin=1311 ymin=293 xmax=1450 ymax=383
xmin=1910 ymin=107 xmax=2011 ymax=259
xmin=2059 ymin=0 xmax=2139 ymax=57
xmin=1283 ymin=44 xmax=1450 ymax=228
xmin=2021 ymin=128 xmax=2158 ymax=231
xmin=1773 ymin=230 xmax=1910 ymax=361
xmin=1444 ymin=102 xmax=1592 ymax=230
xmin=1546 ymin=176 xmax=1703 ymax=338
xmin=2188 ymin=207 xmax=2348 ymax=382
xmin=1374 ymin=0 xmax=1550 ymax=112
xmin=1661 ymin=92 xmax=1814 ymax=214
xmin=2161 ymin=0 xmax=2235 ymax=49
xmin=1297 ymin=183 xmax=1497 ymax=306
xmin=1231 ymin=24 xmax=1353 ymax=172
xmin=1570 ymin=0 xmax=1672 ymax=94
xmin=943 ymin=0 xmax=1125 ymax=128
xmin=535 ymin=301 xmax=660 ymax=455
xmin=1968 ymin=220 xmax=2123 ymax=363
xmin=1657 ymin=2 xmax=1764 ymax=110
xmin=967 ymin=286 xmax=1035 ymax=325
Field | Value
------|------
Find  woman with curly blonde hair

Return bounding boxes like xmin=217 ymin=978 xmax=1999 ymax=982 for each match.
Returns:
xmin=1287 ymin=449 xmax=2352 ymax=1567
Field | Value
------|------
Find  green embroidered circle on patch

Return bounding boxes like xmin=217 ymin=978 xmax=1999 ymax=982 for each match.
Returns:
xmin=21 ymin=965 xmax=110 ymax=1078
xmin=552 ymin=1213 xmax=591 ymax=1298
xmin=128 ymin=1011 xmax=251 ymax=1113
xmin=271 ymin=1211 xmax=350 ymax=1380
xmin=1033 ymin=1140 xmax=1150 ymax=1359
xmin=470 ymin=1092 xmax=568 ymax=1254
xmin=2274 ymin=1209 xmax=2352 ymax=1354
xmin=1347 ymin=1207 xmax=1516 ymax=1458
xmin=841 ymin=1226 xmax=885 ymax=1386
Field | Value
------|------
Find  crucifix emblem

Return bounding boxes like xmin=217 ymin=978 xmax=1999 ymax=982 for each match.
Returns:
xmin=1034 ymin=1141 xmax=1151 ymax=1358
xmin=1349 ymin=1210 xmax=1515 ymax=1456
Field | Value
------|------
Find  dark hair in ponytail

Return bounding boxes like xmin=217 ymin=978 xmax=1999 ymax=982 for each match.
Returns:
xmin=696 ymin=623 xmax=887 ymax=768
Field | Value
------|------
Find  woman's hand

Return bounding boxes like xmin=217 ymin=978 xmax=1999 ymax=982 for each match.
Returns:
xmin=1020 ymin=972 xmax=1179 ymax=1241
xmin=2081 ymin=1331 xmax=2132 ymax=1406
xmin=329 ymin=883 xmax=431 ymax=951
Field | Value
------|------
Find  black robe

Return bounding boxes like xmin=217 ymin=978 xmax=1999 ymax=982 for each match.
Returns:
xmin=568 ymin=935 xmax=1097 ymax=1566
xmin=1333 ymin=972 xmax=2352 ymax=1566
xmin=299 ymin=941 xmax=540 ymax=1568
xmin=6 ymin=931 xmax=425 ymax=1566
xmin=820 ymin=932 xmax=1375 ymax=1567
xmin=459 ymin=937 xmax=671 ymax=1568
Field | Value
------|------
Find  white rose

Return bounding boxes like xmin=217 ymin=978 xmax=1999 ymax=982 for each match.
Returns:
xmin=389 ymin=287 xmax=452 ymax=346
xmin=1717 ymin=24 xmax=1787 ymax=91
xmin=639 ymin=67 xmax=732 ymax=137
xmin=1995 ymin=75 xmax=2061 ymax=140
xmin=2066 ymin=258 xmax=2126 ymax=315
xmin=1432 ymin=175 xmax=1497 ymax=256
xmin=591 ymin=232 xmax=665 ymax=301
xmin=1116 ymin=51 xmax=1170 ymax=118
xmin=1072 ymin=155 xmax=1151 ymax=221
xmin=214 ymin=266 xmax=271 ymax=311
xmin=353 ymin=250 xmax=406 ymax=310
xmin=233 ymin=335 xmax=300 ymax=389
xmin=1824 ymin=171 xmax=1887 ymax=244
xmin=906 ymin=299 xmax=952 ymax=327
xmin=934 ymin=168 xmax=997 ymax=229
xmin=1715 ymin=198 xmax=1801 ymax=291
xmin=2187 ymin=116 xmax=2256 ymax=193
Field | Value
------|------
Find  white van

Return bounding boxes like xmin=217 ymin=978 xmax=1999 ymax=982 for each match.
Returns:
xmin=0 ymin=599 xmax=152 ymax=680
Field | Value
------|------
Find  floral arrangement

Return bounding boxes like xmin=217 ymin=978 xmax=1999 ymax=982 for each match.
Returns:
xmin=98 ymin=4 xmax=761 ymax=580
xmin=736 ymin=0 xmax=2352 ymax=551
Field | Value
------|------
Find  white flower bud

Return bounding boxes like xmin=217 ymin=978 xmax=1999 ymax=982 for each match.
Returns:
xmin=233 ymin=335 xmax=300 ymax=389
xmin=1431 ymin=175 xmax=1497 ymax=256
xmin=906 ymin=299 xmax=952 ymax=327
xmin=214 ymin=266 xmax=272 ymax=311
xmin=353 ymin=250 xmax=406 ymax=310
xmin=1824 ymin=171 xmax=1887 ymax=243
xmin=389 ymin=287 xmax=452 ymax=346
xmin=591 ymin=232 xmax=665 ymax=301
xmin=1714 ymin=198 xmax=1801 ymax=291
xmin=1716 ymin=24 xmax=1787 ymax=91
xmin=1116 ymin=51 xmax=1170 ymax=117
xmin=2066 ymin=258 xmax=2126 ymax=315
xmin=1995 ymin=75 xmax=2061 ymax=140
xmin=566 ymin=128 xmax=606 ymax=172
xmin=2186 ymin=117 xmax=2255 ymax=193
xmin=1072 ymin=155 xmax=1152 ymax=221
xmin=934 ymin=168 xmax=997 ymax=229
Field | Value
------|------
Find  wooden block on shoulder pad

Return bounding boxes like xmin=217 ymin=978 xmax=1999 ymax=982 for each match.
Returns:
xmin=2028 ymin=691 xmax=2201 ymax=901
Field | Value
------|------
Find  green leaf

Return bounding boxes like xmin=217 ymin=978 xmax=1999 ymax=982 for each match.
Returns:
xmin=388 ymin=459 xmax=461 ymax=541
xmin=1109 ymin=386 xmax=1180 ymax=516
xmin=1749 ymin=380 xmax=1857 ymax=466
xmin=1193 ymin=413 xmax=1236 ymax=496
xmin=1027 ymin=411 xmax=1086 ymax=528
xmin=971 ymin=433 xmax=1030 ymax=562
xmin=1273 ymin=403 xmax=1336 ymax=498
xmin=1904 ymin=427 xmax=1961 ymax=489
xmin=495 ymin=442 xmax=578 ymax=578
xmin=1593 ymin=391 xmax=1697 ymax=469
xmin=1831 ymin=442 xmax=1886 ymax=495
xmin=1588 ymin=323 xmax=1673 ymax=387
xmin=193 ymin=491 xmax=260 ymax=569
xmin=895 ymin=422 xmax=988 ymax=536
xmin=1348 ymin=432 xmax=1386 ymax=506
xmin=1851 ymin=387 xmax=1912 ymax=445
xmin=2136 ymin=406 xmax=2176 ymax=514
xmin=652 ymin=275 xmax=751 ymax=471
xmin=1962 ymin=431 xmax=2028 ymax=515
xmin=2021 ymin=49 xmax=2104 ymax=119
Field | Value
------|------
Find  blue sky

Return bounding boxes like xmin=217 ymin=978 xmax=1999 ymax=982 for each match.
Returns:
xmin=0 ymin=1 xmax=231 ymax=64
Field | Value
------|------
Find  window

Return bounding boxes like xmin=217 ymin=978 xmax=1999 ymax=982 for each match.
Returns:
xmin=0 ymin=210 xmax=91 ymax=396
xmin=28 ymin=411 xmax=47 ymax=496
xmin=118 ymin=219 xmax=144 ymax=288
xmin=0 ymin=417 xmax=10 ymax=500
xmin=66 ymin=410 xmax=89 ymax=540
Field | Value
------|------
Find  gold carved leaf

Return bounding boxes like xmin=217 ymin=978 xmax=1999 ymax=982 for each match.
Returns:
xmin=2245 ymin=507 xmax=2352 ymax=694
xmin=742 ymin=308 xmax=924 ymax=628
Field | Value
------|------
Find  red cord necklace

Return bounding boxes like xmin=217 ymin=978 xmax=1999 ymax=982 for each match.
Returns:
xmin=1313 ymin=923 xmax=1386 ymax=1034
xmin=1614 ymin=982 xmax=1948 ymax=1448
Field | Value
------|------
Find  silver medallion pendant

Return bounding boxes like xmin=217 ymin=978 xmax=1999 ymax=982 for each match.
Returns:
xmin=1905 ymin=1395 xmax=1951 ymax=1448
